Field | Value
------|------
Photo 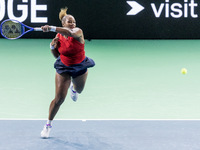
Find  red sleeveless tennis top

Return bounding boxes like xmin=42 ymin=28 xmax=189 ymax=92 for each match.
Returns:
xmin=57 ymin=33 xmax=85 ymax=66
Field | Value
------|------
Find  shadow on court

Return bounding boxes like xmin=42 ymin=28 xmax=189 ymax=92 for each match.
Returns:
xmin=0 ymin=120 xmax=200 ymax=150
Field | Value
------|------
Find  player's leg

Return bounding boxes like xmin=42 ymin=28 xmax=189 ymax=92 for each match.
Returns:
xmin=69 ymin=70 xmax=88 ymax=101
xmin=72 ymin=70 xmax=88 ymax=93
xmin=41 ymin=72 xmax=71 ymax=138
xmin=49 ymin=72 xmax=71 ymax=120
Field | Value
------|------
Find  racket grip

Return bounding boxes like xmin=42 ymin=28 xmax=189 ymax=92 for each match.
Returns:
xmin=34 ymin=27 xmax=43 ymax=31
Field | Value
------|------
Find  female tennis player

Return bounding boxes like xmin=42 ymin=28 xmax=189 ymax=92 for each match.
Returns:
xmin=40 ymin=7 xmax=95 ymax=138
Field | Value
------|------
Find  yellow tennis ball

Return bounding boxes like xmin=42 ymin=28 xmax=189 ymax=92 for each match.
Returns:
xmin=181 ymin=68 xmax=187 ymax=75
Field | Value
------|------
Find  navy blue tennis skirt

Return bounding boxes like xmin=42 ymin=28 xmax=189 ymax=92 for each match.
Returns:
xmin=54 ymin=56 xmax=95 ymax=78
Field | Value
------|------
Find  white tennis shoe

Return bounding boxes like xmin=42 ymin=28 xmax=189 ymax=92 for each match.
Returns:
xmin=41 ymin=124 xmax=52 ymax=138
xmin=70 ymin=83 xmax=78 ymax=101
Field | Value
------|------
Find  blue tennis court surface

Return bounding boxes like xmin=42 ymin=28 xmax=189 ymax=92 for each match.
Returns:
xmin=0 ymin=120 xmax=200 ymax=150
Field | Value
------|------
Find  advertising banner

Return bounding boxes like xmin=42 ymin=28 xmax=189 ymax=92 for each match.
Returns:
xmin=0 ymin=0 xmax=200 ymax=39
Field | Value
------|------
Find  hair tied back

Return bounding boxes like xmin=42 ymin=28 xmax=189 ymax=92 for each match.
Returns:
xmin=59 ymin=7 xmax=68 ymax=21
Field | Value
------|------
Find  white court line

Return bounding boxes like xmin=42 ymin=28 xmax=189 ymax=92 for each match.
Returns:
xmin=0 ymin=118 xmax=200 ymax=121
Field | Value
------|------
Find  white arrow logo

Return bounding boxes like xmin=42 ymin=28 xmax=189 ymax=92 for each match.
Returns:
xmin=127 ymin=1 xmax=144 ymax=15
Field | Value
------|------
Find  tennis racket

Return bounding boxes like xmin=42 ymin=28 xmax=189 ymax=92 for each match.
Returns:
xmin=0 ymin=19 xmax=42 ymax=40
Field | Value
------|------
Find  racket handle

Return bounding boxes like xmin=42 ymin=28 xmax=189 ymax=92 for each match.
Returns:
xmin=34 ymin=27 xmax=43 ymax=31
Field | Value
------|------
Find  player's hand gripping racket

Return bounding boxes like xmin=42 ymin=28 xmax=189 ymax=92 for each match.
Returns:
xmin=0 ymin=19 xmax=42 ymax=40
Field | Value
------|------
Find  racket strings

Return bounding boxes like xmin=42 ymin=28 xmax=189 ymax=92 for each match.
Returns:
xmin=1 ymin=21 xmax=23 ymax=39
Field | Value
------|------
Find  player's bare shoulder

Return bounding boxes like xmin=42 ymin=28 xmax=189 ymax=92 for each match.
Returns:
xmin=71 ymin=27 xmax=83 ymax=36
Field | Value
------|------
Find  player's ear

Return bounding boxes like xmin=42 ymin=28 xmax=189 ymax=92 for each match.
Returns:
xmin=61 ymin=20 xmax=65 ymax=27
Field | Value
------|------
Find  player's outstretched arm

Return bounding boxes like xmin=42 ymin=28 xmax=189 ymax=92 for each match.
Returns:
xmin=41 ymin=25 xmax=82 ymax=39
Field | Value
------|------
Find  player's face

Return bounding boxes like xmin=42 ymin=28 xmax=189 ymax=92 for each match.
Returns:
xmin=63 ymin=16 xmax=76 ymax=29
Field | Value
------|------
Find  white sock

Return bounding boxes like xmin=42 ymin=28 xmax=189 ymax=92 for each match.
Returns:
xmin=47 ymin=120 xmax=52 ymax=125
xmin=72 ymin=83 xmax=76 ymax=92
xmin=73 ymin=87 xmax=76 ymax=92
